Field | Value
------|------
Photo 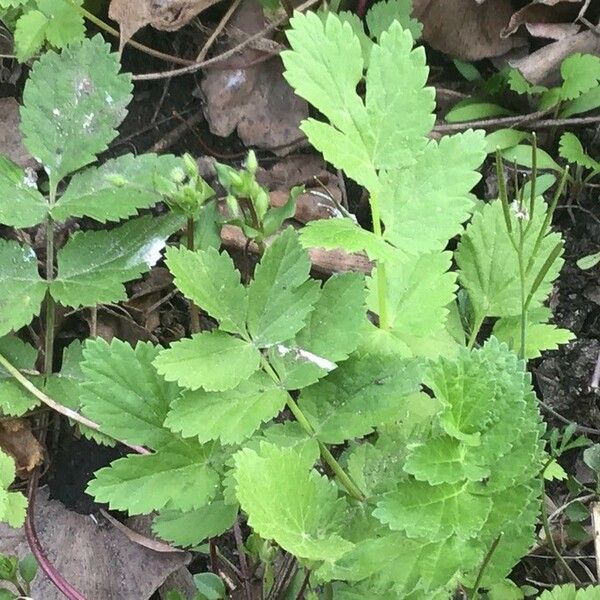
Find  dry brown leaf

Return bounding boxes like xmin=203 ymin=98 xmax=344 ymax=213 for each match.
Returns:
xmin=0 ymin=419 xmax=43 ymax=473
xmin=0 ymin=490 xmax=190 ymax=600
xmin=109 ymin=0 xmax=224 ymax=48
xmin=200 ymin=0 xmax=308 ymax=154
xmin=412 ymin=0 xmax=526 ymax=60
xmin=503 ymin=0 xmax=583 ymax=40
xmin=0 ymin=97 xmax=37 ymax=170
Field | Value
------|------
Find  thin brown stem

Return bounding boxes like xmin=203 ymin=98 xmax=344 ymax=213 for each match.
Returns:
xmin=132 ymin=0 xmax=322 ymax=81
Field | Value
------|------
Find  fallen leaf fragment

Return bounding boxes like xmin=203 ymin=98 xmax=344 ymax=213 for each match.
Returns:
xmin=503 ymin=0 xmax=583 ymax=40
xmin=0 ymin=490 xmax=190 ymax=600
xmin=109 ymin=0 xmax=224 ymax=49
xmin=200 ymin=0 xmax=308 ymax=154
xmin=0 ymin=419 xmax=43 ymax=473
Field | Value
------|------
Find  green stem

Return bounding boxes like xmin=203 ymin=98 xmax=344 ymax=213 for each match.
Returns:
xmin=43 ymin=188 xmax=57 ymax=378
xmin=259 ymin=356 xmax=365 ymax=501
xmin=467 ymin=313 xmax=484 ymax=350
xmin=517 ymin=221 xmax=527 ymax=360
xmin=369 ymin=193 xmax=389 ymax=330
xmin=469 ymin=533 xmax=503 ymax=600
xmin=67 ymin=0 xmax=193 ymax=66
xmin=186 ymin=217 xmax=201 ymax=333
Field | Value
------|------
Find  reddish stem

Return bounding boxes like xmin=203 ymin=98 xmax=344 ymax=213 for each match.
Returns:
xmin=25 ymin=473 xmax=88 ymax=600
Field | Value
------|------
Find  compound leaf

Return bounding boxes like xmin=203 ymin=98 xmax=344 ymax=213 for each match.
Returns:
xmin=299 ymin=217 xmax=400 ymax=262
xmin=80 ymin=338 xmax=180 ymax=449
xmin=87 ymin=441 xmax=220 ymax=514
xmin=0 ymin=155 xmax=47 ymax=228
xmin=282 ymin=12 xmax=376 ymax=191
xmin=49 ymin=214 xmax=182 ymax=308
xmin=539 ymin=585 xmax=600 ymax=600
xmin=234 ymin=443 xmax=353 ymax=562
xmin=365 ymin=21 xmax=433 ymax=171
xmin=380 ymin=131 xmax=485 ymax=255
xmin=247 ymin=228 xmax=320 ymax=347
xmin=165 ymin=372 xmax=287 ymax=444
xmin=456 ymin=199 xmax=563 ymax=319
xmin=0 ymin=240 xmax=46 ymax=337
xmin=20 ymin=34 xmax=132 ymax=186
xmin=165 ymin=245 xmax=248 ymax=335
xmin=296 ymin=272 xmax=367 ymax=362
xmin=154 ymin=330 xmax=261 ymax=392
xmin=153 ymin=501 xmax=238 ymax=548
xmin=367 ymin=251 xmax=456 ymax=353
xmin=52 ymin=153 xmax=182 ymax=223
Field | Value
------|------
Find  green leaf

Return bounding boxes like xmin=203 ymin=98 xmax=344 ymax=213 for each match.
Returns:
xmin=559 ymin=53 xmax=600 ymax=101
xmin=298 ymin=355 xmax=423 ymax=443
xmin=49 ymin=214 xmax=182 ymax=308
xmin=500 ymin=144 xmax=563 ymax=172
xmin=299 ymin=217 xmax=401 ymax=262
xmin=0 ymin=588 xmax=16 ymax=600
xmin=194 ymin=573 xmax=226 ymax=600
xmin=52 ymin=153 xmax=182 ymax=223
xmin=578 ymin=252 xmax=600 ymax=270
xmin=37 ymin=0 xmax=84 ymax=48
xmin=559 ymin=132 xmax=600 ymax=173
xmin=365 ymin=0 xmax=422 ymax=41
xmin=87 ymin=441 xmax=220 ymax=514
xmin=492 ymin=313 xmax=574 ymax=359
xmin=374 ymin=480 xmax=493 ymax=540
xmin=296 ymin=272 xmax=367 ymax=362
xmin=335 ymin=11 xmax=373 ymax=66
xmin=165 ymin=246 xmax=248 ymax=335
xmin=456 ymin=199 xmax=563 ymax=318
xmin=165 ymin=372 xmax=286 ymax=444
xmin=80 ymin=338 xmax=180 ymax=449
xmin=20 ymin=34 xmax=132 ymax=186
xmin=154 ymin=330 xmax=261 ymax=392
xmin=364 ymin=21 xmax=433 ymax=172
xmin=446 ymin=101 xmax=513 ymax=123
xmin=0 ymin=336 xmax=39 ymax=416
xmin=283 ymin=13 xmax=433 ymax=190
xmin=561 ymin=85 xmax=600 ymax=117
xmin=403 ymin=436 xmax=489 ymax=485
xmin=18 ymin=554 xmax=38 ymax=584
xmin=14 ymin=9 xmax=48 ymax=61
xmin=246 ymin=228 xmax=320 ymax=347
xmin=234 ymin=443 xmax=353 ymax=562
xmin=539 ymin=585 xmax=600 ymax=600
xmin=485 ymin=129 xmax=529 ymax=154
xmin=367 ymin=251 xmax=456 ymax=353
xmin=508 ymin=69 xmax=548 ymax=95
xmin=0 ymin=451 xmax=26 ymax=528
xmin=153 ymin=501 xmax=237 ymax=548
xmin=0 ymin=240 xmax=46 ymax=337
xmin=282 ymin=12 xmax=376 ymax=191
xmin=0 ymin=156 xmax=47 ymax=227
xmin=380 ymin=130 xmax=486 ymax=255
